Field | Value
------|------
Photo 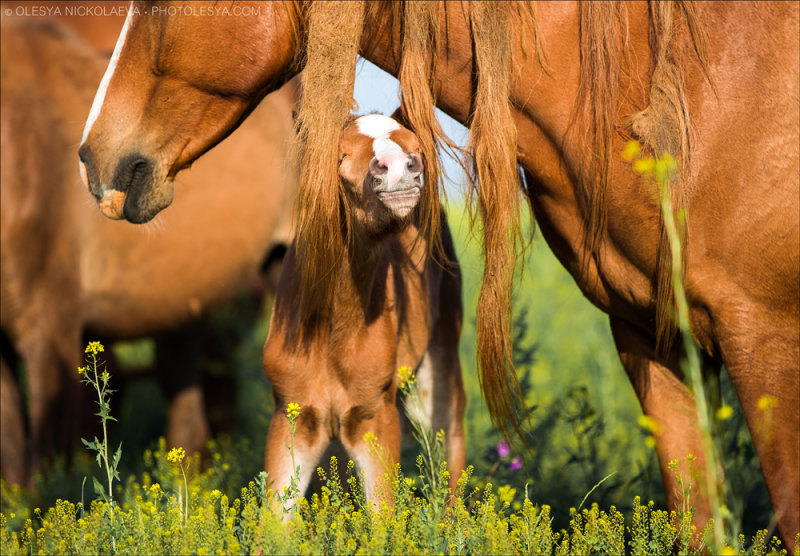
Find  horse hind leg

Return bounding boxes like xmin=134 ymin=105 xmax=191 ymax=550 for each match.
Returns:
xmin=610 ymin=318 xmax=720 ymax=534
xmin=155 ymin=327 xmax=211 ymax=458
xmin=716 ymin=309 xmax=800 ymax=550
xmin=21 ymin=328 xmax=82 ymax=478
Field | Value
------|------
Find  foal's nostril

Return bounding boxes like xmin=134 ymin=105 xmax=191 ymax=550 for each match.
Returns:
xmin=407 ymin=153 xmax=422 ymax=174
xmin=369 ymin=157 xmax=387 ymax=176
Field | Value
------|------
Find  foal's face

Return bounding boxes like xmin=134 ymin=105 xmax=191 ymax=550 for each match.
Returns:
xmin=339 ymin=115 xmax=423 ymax=231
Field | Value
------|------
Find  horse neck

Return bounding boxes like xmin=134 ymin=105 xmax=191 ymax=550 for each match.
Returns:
xmin=332 ymin=218 xmax=426 ymax=326
xmin=332 ymin=222 xmax=393 ymax=322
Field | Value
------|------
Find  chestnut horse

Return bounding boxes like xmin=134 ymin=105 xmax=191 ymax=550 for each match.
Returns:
xmin=0 ymin=15 xmax=298 ymax=485
xmin=77 ymin=1 xmax=798 ymax=544
xmin=263 ymin=113 xmax=465 ymax=504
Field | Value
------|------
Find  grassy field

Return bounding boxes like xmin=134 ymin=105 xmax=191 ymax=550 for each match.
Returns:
xmin=0 ymin=199 xmax=782 ymax=554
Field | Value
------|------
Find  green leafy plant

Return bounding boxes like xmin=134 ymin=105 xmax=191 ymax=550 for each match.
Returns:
xmin=273 ymin=402 xmax=303 ymax=516
xmin=78 ymin=341 xmax=122 ymax=512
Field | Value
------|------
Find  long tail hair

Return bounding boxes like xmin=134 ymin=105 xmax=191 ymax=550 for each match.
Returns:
xmin=292 ymin=1 xmax=365 ymax=329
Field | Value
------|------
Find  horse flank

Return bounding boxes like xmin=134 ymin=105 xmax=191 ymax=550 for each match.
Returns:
xmin=293 ymin=0 xmax=707 ymax=438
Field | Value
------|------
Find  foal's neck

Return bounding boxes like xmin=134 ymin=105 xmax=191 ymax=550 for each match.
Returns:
xmin=333 ymin=219 xmax=423 ymax=324
xmin=335 ymin=226 xmax=394 ymax=320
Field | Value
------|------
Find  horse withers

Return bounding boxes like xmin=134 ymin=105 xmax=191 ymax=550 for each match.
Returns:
xmin=262 ymin=114 xmax=466 ymax=505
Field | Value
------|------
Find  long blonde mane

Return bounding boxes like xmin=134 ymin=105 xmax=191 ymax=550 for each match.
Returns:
xmin=292 ymin=0 xmax=708 ymax=438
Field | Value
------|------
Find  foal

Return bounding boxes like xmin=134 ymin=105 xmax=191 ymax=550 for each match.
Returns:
xmin=263 ymin=114 xmax=465 ymax=504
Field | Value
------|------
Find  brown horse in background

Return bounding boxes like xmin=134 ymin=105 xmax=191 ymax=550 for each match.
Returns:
xmin=0 ymin=14 xmax=299 ymax=485
xmin=76 ymin=1 xmax=798 ymax=545
xmin=263 ymin=113 xmax=465 ymax=504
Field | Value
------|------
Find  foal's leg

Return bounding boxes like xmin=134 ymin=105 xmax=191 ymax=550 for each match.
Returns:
xmin=610 ymin=318 xmax=716 ymax=529
xmin=414 ymin=342 xmax=467 ymax=492
xmin=339 ymin=399 xmax=402 ymax=505
xmin=263 ymin=405 xmax=329 ymax=511
xmin=715 ymin=306 xmax=800 ymax=549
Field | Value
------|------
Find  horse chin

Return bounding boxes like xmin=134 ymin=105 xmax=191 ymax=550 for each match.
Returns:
xmin=118 ymin=181 xmax=175 ymax=224
xmin=378 ymin=187 xmax=420 ymax=220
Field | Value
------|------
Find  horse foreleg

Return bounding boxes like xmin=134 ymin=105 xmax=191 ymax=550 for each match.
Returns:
xmin=156 ymin=328 xmax=211 ymax=457
xmin=717 ymin=310 xmax=800 ymax=549
xmin=340 ymin=399 xmax=402 ymax=507
xmin=0 ymin=357 xmax=27 ymax=485
xmin=263 ymin=406 xmax=328 ymax=513
xmin=610 ymin=318 xmax=717 ymax=532
xmin=20 ymin=326 xmax=82 ymax=477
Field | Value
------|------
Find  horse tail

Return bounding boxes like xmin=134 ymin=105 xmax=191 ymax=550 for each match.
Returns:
xmin=397 ymin=1 xmax=447 ymax=266
xmin=293 ymin=1 xmax=365 ymax=329
xmin=468 ymin=3 xmax=527 ymax=442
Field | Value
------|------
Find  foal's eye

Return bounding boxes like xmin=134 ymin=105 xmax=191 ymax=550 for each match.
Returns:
xmin=339 ymin=153 xmax=347 ymax=164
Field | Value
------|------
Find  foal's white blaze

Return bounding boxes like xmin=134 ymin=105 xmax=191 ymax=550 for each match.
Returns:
xmin=356 ymin=114 xmax=400 ymax=142
xmin=356 ymin=114 xmax=411 ymax=189
xmin=80 ymin=5 xmax=133 ymax=145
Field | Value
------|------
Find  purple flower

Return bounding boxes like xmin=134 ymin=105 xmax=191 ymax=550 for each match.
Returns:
xmin=509 ymin=456 xmax=522 ymax=472
xmin=497 ymin=440 xmax=511 ymax=458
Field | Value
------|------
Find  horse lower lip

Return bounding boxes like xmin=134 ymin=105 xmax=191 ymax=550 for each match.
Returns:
xmin=378 ymin=188 xmax=420 ymax=200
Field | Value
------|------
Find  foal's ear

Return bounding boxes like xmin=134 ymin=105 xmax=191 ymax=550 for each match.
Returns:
xmin=390 ymin=107 xmax=412 ymax=129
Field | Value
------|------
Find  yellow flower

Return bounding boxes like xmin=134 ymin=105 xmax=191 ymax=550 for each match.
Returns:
xmin=633 ymin=157 xmax=655 ymax=176
xmin=637 ymin=415 xmax=662 ymax=436
xmin=621 ymin=140 xmax=641 ymax=161
xmin=720 ymin=546 xmax=737 ymax=556
xmin=397 ymin=365 xmax=415 ymax=389
xmin=716 ymin=405 xmax=734 ymax=420
xmin=757 ymin=395 xmax=778 ymax=411
xmin=77 ymin=366 xmax=86 ymax=375
xmin=167 ymin=447 xmax=186 ymax=465
xmin=286 ymin=402 xmax=301 ymax=420
xmin=85 ymin=341 xmax=104 ymax=355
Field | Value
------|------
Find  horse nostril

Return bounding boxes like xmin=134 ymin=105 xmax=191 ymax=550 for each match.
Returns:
xmin=78 ymin=144 xmax=89 ymax=164
xmin=369 ymin=157 xmax=387 ymax=176
xmin=407 ymin=153 xmax=422 ymax=174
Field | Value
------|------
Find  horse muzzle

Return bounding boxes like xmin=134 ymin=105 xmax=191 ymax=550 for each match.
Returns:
xmin=78 ymin=146 xmax=172 ymax=223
